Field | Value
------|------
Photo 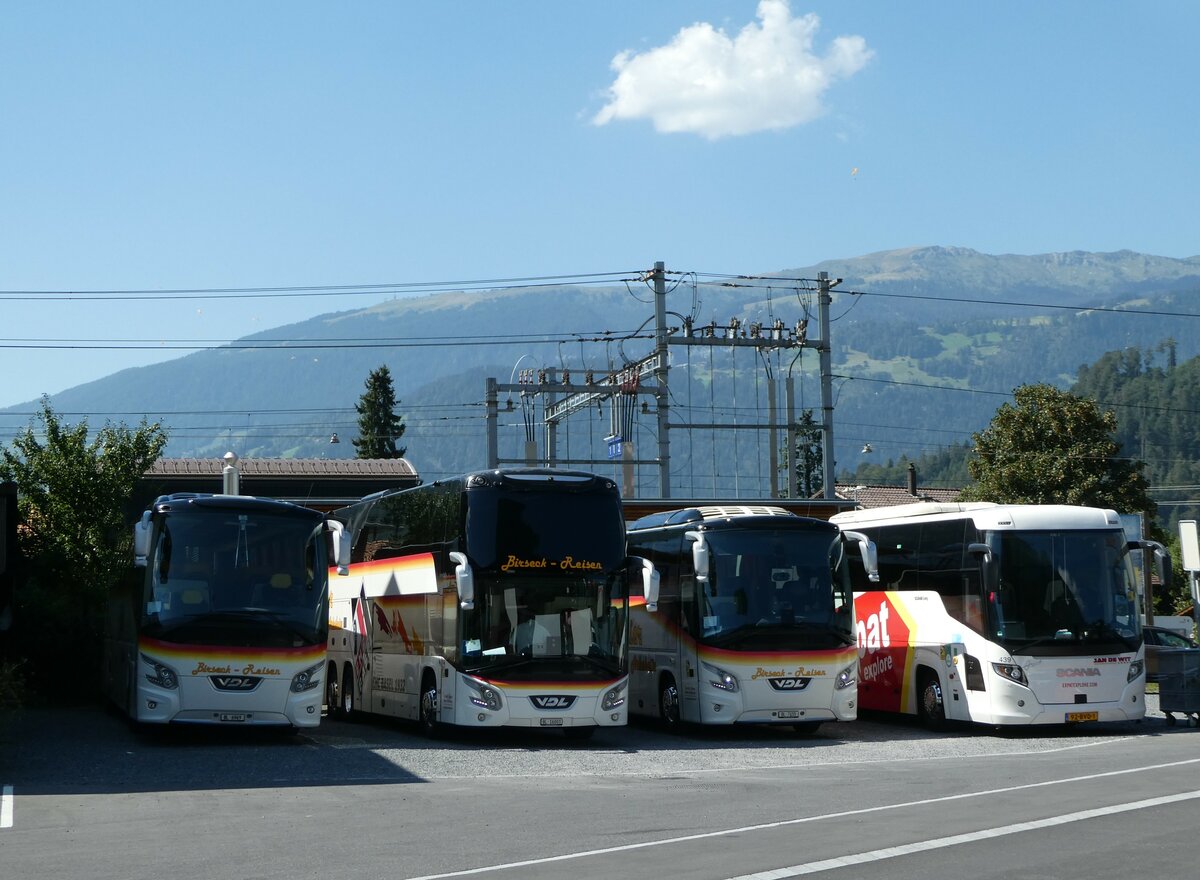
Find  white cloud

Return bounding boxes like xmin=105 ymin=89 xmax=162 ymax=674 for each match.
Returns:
xmin=593 ymin=1 xmax=873 ymax=140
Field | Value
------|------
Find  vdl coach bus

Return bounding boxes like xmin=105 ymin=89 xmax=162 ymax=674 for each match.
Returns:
xmin=830 ymin=502 xmax=1171 ymax=728
xmin=327 ymin=468 xmax=659 ymax=739
xmin=625 ymin=505 xmax=879 ymax=734
xmin=104 ymin=492 xmax=350 ymax=729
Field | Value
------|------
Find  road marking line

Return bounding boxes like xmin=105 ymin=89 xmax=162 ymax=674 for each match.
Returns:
xmin=724 ymin=789 xmax=1200 ymax=879
xmin=405 ymin=757 xmax=1200 ymax=880
xmin=1 ymin=785 xmax=12 ymax=829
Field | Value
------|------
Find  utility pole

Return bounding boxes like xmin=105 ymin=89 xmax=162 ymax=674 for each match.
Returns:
xmin=817 ymin=271 xmax=839 ymax=499
xmin=652 ymin=261 xmax=671 ymax=498
xmin=485 ymin=261 xmax=823 ymax=498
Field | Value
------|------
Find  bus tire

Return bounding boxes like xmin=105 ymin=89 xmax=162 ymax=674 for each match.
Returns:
xmin=659 ymin=674 xmax=681 ymax=728
xmin=341 ymin=664 xmax=356 ymax=718
xmin=325 ymin=662 xmax=341 ymax=718
xmin=917 ymin=668 xmax=947 ymax=731
xmin=419 ymin=670 xmax=440 ymax=737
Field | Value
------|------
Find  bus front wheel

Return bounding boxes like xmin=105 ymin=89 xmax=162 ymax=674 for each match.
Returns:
xmin=917 ymin=669 xmax=947 ymax=731
xmin=659 ymin=675 xmax=681 ymax=728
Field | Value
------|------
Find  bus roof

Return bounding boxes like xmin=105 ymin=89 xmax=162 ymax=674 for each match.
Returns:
xmin=628 ymin=505 xmax=837 ymax=533
xmin=830 ymin=502 xmax=1123 ymax=531
xmin=150 ymin=492 xmax=324 ymax=519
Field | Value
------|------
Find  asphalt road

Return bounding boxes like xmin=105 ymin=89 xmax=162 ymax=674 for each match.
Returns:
xmin=1 ymin=694 xmax=1197 ymax=880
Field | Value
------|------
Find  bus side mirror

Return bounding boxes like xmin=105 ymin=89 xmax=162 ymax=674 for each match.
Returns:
xmin=327 ymin=521 xmax=351 ymax=576
xmin=133 ymin=512 xmax=152 ymax=567
xmin=1139 ymin=540 xmax=1172 ymax=592
xmin=632 ymin=555 xmax=660 ymax=612
xmin=842 ymin=530 xmax=879 ymax=583
xmin=968 ymin=543 xmax=993 ymax=565
xmin=450 ymin=551 xmax=475 ymax=610
xmin=968 ymin=542 xmax=996 ymax=588
xmin=685 ymin=530 xmax=709 ymax=582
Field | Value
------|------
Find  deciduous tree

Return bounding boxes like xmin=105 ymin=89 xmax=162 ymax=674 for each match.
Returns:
xmin=959 ymin=383 xmax=1154 ymax=513
xmin=0 ymin=398 xmax=167 ymax=694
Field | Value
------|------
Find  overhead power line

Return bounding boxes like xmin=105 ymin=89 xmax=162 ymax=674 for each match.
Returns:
xmin=0 ymin=271 xmax=644 ymax=301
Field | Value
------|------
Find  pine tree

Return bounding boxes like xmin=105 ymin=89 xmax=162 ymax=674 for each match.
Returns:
xmin=781 ymin=409 xmax=823 ymax=498
xmin=352 ymin=365 xmax=407 ymax=459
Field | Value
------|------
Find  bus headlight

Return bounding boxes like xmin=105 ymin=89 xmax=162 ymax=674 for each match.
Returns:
xmin=141 ymin=653 xmax=179 ymax=690
xmin=702 ymin=662 xmax=739 ymax=692
xmin=290 ymin=662 xmax=323 ymax=694
xmin=601 ymin=682 xmax=626 ymax=711
xmin=992 ymin=662 xmax=1028 ymax=687
xmin=464 ymin=678 xmax=503 ymax=711
xmin=1127 ymin=659 xmax=1145 ymax=683
xmin=835 ymin=663 xmax=856 ymax=691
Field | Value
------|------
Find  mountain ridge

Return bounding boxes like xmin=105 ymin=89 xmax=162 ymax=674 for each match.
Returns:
xmin=3 ymin=246 xmax=1198 ymax=496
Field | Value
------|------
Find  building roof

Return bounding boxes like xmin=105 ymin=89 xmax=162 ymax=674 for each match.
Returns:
xmin=834 ymin=483 xmax=962 ymax=509
xmin=136 ymin=457 xmax=420 ymax=514
xmin=146 ymin=457 xmax=418 ymax=479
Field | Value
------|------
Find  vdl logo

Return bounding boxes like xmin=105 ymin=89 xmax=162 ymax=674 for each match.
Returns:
xmin=530 ymin=695 xmax=577 ymax=710
xmin=211 ymin=676 xmax=261 ymax=691
xmin=768 ymin=677 xmax=811 ymax=691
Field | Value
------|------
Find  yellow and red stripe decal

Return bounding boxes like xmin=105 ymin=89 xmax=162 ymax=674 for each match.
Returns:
xmin=138 ymin=637 xmax=322 ymax=678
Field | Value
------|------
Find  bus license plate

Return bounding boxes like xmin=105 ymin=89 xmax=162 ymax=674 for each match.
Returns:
xmin=1065 ymin=711 xmax=1098 ymax=723
xmin=220 ymin=713 xmax=248 ymax=723
xmin=539 ymin=718 xmax=564 ymax=727
xmin=777 ymin=710 xmax=800 ymax=719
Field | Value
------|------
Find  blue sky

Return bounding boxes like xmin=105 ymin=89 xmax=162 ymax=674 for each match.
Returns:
xmin=1 ymin=1 xmax=1197 ymax=409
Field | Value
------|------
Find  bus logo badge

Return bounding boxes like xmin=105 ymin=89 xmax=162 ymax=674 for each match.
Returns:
xmin=212 ymin=676 xmax=262 ymax=691
xmin=531 ymin=695 xmax=576 ymax=710
xmin=768 ymin=677 xmax=811 ymax=691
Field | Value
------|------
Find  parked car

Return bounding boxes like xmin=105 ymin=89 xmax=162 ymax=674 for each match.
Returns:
xmin=1143 ymin=625 xmax=1199 ymax=683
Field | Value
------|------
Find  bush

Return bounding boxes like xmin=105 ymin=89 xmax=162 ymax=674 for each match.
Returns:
xmin=0 ymin=658 xmax=26 ymax=712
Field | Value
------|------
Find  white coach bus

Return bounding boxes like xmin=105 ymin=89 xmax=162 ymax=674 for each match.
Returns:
xmin=327 ymin=468 xmax=658 ymax=739
xmin=624 ymin=505 xmax=878 ymax=734
xmin=830 ymin=502 xmax=1170 ymax=728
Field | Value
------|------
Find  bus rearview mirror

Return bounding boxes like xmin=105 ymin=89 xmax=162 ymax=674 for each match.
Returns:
xmin=132 ymin=511 xmax=152 ymax=567
xmin=842 ymin=530 xmax=880 ymax=583
xmin=450 ymin=551 xmax=475 ymax=610
xmin=685 ymin=530 xmax=709 ymax=582
xmin=632 ymin=555 xmax=659 ymax=612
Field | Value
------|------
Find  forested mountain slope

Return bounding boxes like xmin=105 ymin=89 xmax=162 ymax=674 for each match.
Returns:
xmin=2 ymin=247 xmax=1197 ymax=500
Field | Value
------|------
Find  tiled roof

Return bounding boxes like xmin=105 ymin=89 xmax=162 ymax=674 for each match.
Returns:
xmin=834 ymin=483 xmax=962 ymax=509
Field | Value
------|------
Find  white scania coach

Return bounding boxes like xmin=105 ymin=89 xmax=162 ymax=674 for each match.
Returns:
xmin=831 ymin=502 xmax=1170 ymax=728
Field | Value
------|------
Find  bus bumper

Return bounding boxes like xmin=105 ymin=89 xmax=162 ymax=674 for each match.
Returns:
xmin=697 ymin=680 xmax=857 ymax=725
xmin=976 ymin=676 xmax=1145 ymax=725
xmin=134 ymin=675 xmax=323 ymax=728
xmin=450 ymin=674 xmax=629 ymax=729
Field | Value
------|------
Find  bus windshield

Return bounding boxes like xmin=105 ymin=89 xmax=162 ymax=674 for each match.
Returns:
xmin=696 ymin=528 xmax=855 ymax=651
xmin=142 ymin=509 xmax=328 ymax=648
xmin=990 ymin=529 xmax=1140 ymax=653
xmin=460 ymin=573 xmax=630 ymax=679
xmin=464 ymin=487 xmax=626 ymax=573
